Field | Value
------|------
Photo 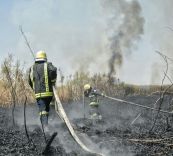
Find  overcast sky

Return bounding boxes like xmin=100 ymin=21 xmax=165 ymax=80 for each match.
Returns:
xmin=0 ymin=0 xmax=173 ymax=85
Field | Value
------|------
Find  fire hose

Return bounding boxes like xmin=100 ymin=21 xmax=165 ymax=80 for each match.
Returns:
xmin=20 ymin=27 xmax=104 ymax=156
xmin=53 ymin=86 xmax=104 ymax=156
xmin=104 ymin=95 xmax=173 ymax=114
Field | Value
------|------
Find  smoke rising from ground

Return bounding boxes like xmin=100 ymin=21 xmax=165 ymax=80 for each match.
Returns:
xmin=102 ymin=0 xmax=144 ymax=78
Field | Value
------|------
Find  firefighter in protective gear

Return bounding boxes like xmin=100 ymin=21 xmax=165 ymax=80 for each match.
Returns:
xmin=84 ymin=84 xmax=104 ymax=120
xmin=28 ymin=50 xmax=57 ymax=129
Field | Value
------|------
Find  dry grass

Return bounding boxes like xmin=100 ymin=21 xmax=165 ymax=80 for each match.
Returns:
xmin=0 ymin=54 xmax=35 ymax=107
xmin=56 ymin=72 xmax=172 ymax=102
xmin=0 ymin=54 xmax=172 ymax=107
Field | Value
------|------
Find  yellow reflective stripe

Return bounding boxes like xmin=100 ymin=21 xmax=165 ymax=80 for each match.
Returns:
xmin=39 ymin=111 xmax=48 ymax=115
xmin=89 ymin=102 xmax=99 ymax=106
xmin=91 ymin=113 xmax=97 ymax=117
xmin=44 ymin=62 xmax=49 ymax=92
xmin=30 ymin=66 xmax=35 ymax=90
xmin=35 ymin=92 xmax=53 ymax=98
xmin=51 ymin=79 xmax=56 ymax=82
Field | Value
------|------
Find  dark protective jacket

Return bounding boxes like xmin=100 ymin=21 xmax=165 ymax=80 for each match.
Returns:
xmin=84 ymin=88 xmax=103 ymax=106
xmin=28 ymin=61 xmax=57 ymax=99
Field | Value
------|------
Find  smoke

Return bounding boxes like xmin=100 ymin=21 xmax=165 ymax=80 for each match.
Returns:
xmin=11 ymin=0 xmax=108 ymax=75
xmin=102 ymin=0 xmax=144 ymax=78
xmin=149 ymin=0 xmax=173 ymax=57
xmin=150 ymin=62 xmax=162 ymax=85
xmin=139 ymin=0 xmax=173 ymax=84
xmin=10 ymin=0 xmax=144 ymax=79
xmin=3 ymin=0 xmax=173 ymax=84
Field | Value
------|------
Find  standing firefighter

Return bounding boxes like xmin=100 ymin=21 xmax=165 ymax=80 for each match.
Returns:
xmin=84 ymin=84 xmax=104 ymax=120
xmin=28 ymin=51 xmax=57 ymax=130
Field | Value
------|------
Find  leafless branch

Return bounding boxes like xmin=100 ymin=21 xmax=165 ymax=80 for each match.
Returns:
xmin=4 ymin=62 xmax=18 ymax=126
xmin=150 ymin=51 xmax=170 ymax=131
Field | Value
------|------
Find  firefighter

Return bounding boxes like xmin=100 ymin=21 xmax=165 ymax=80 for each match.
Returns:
xmin=84 ymin=84 xmax=105 ymax=120
xmin=28 ymin=50 xmax=57 ymax=130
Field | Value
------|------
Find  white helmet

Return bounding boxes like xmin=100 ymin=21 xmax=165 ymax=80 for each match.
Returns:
xmin=35 ymin=50 xmax=47 ymax=62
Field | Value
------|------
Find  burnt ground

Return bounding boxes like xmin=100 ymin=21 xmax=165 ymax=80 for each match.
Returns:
xmin=1 ymin=94 xmax=173 ymax=156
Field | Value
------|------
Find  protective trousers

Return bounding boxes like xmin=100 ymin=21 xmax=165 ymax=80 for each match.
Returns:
xmin=36 ymin=97 xmax=52 ymax=127
xmin=89 ymin=105 xmax=101 ymax=120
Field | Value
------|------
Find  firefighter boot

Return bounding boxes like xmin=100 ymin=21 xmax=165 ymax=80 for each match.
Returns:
xmin=40 ymin=114 xmax=49 ymax=132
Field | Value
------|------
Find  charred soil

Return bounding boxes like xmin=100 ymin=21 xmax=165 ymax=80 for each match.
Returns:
xmin=1 ymin=94 xmax=173 ymax=156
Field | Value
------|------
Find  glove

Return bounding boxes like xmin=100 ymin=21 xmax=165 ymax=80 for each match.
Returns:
xmin=51 ymin=80 xmax=56 ymax=86
xmin=101 ymin=93 xmax=106 ymax=97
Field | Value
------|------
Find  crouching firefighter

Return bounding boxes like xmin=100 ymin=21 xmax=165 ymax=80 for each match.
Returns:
xmin=84 ymin=84 xmax=105 ymax=120
xmin=28 ymin=51 xmax=57 ymax=129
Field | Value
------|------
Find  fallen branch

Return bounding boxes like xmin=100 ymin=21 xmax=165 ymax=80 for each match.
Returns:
xmin=42 ymin=132 xmax=57 ymax=155
xmin=128 ymin=137 xmax=173 ymax=143
xmin=128 ymin=138 xmax=173 ymax=148
xmin=148 ymin=91 xmax=173 ymax=96
xmin=131 ymin=113 xmax=142 ymax=125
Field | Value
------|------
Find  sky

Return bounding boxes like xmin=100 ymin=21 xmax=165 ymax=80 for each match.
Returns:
xmin=0 ymin=0 xmax=173 ymax=85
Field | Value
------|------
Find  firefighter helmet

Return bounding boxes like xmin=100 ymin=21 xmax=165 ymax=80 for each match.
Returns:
xmin=84 ymin=84 xmax=91 ymax=91
xmin=35 ymin=50 xmax=47 ymax=61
